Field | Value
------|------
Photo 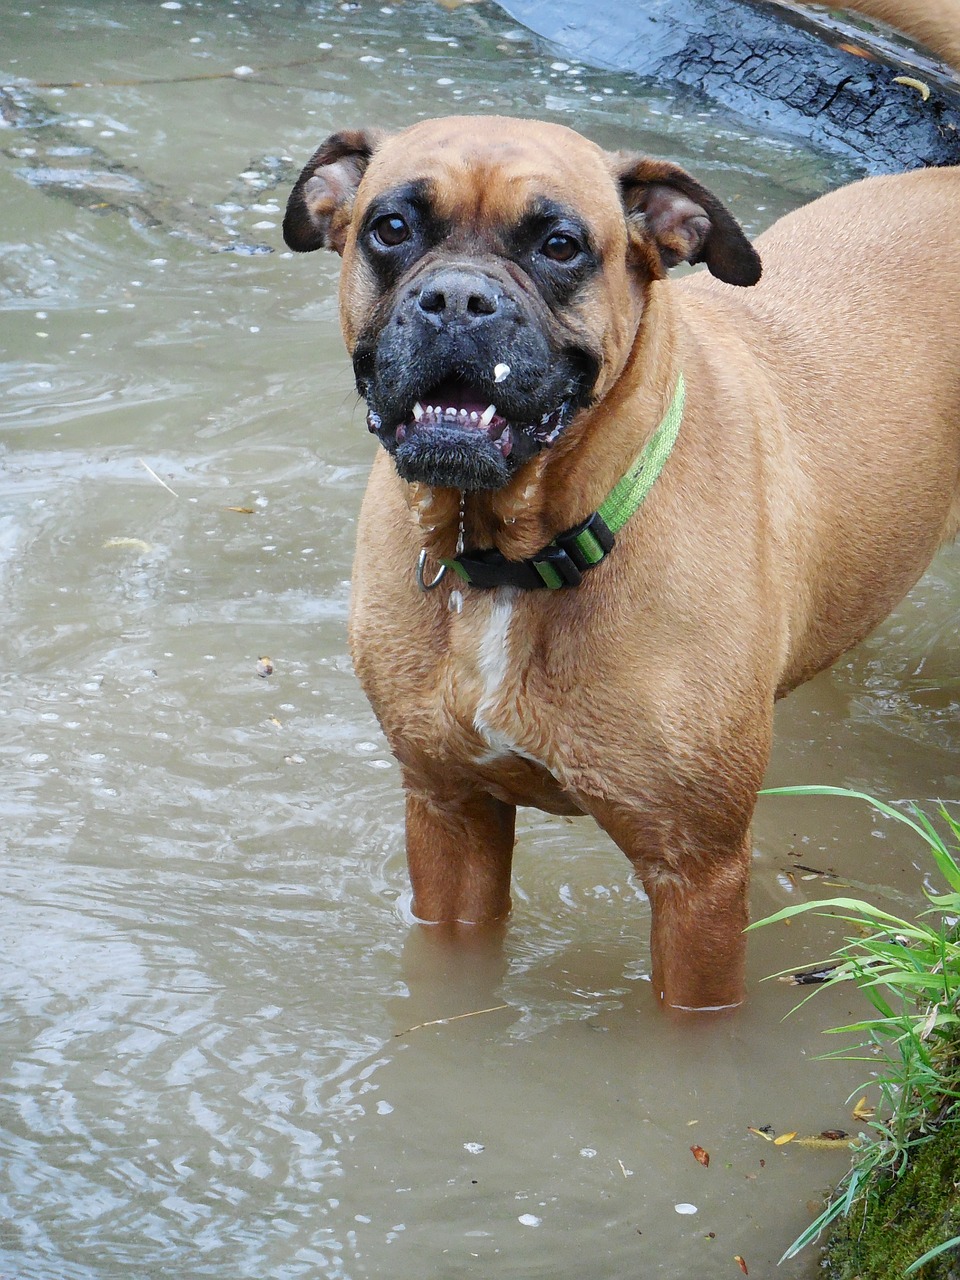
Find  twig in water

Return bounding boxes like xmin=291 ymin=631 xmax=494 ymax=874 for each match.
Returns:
xmin=393 ymin=1003 xmax=510 ymax=1038
xmin=138 ymin=458 xmax=179 ymax=497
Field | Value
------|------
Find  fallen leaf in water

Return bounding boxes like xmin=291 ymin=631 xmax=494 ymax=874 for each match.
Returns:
xmin=256 ymin=657 xmax=274 ymax=677
xmin=820 ymin=1130 xmax=849 ymax=1142
xmin=747 ymin=1127 xmax=774 ymax=1142
xmin=103 ymin=537 xmax=152 ymax=552
xmin=734 ymin=1255 xmax=748 ymax=1275
xmin=691 ymin=1145 xmax=710 ymax=1167
xmin=853 ymin=1097 xmax=875 ymax=1121
xmin=774 ymin=1132 xmax=798 ymax=1146
xmin=226 ymin=506 xmax=255 ymax=514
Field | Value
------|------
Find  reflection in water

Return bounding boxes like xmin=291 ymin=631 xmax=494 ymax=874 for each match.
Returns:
xmin=1 ymin=2 xmax=957 ymax=1277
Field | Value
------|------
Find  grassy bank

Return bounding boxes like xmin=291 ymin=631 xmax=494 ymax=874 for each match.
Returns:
xmin=755 ymin=787 xmax=960 ymax=1278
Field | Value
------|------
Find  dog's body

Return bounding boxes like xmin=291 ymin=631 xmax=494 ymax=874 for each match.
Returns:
xmin=284 ymin=5 xmax=960 ymax=1011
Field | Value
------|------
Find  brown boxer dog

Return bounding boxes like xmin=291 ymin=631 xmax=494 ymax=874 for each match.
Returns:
xmin=282 ymin=28 xmax=960 ymax=1011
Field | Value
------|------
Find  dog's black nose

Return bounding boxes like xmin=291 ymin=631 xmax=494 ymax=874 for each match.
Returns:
xmin=416 ymin=270 xmax=500 ymax=327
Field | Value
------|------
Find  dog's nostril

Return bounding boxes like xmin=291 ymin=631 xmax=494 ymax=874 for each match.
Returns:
xmin=416 ymin=273 xmax=501 ymax=322
xmin=419 ymin=287 xmax=446 ymax=314
xmin=467 ymin=292 xmax=497 ymax=316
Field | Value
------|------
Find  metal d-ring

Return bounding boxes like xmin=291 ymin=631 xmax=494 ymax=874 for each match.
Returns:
xmin=416 ymin=549 xmax=447 ymax=591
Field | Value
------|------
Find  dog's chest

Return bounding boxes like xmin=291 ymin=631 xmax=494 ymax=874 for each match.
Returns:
xmin=448 ymin=589 xmax=548 ymax=770
xmin=469 ymin=590 xmax=526 ymax=761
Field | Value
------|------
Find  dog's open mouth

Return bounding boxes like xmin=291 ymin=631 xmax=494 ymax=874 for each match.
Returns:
xmin=365 ymin=378 xmax=570 ymax=491
xmin=403 ymin=396 xmax=514 ymax=455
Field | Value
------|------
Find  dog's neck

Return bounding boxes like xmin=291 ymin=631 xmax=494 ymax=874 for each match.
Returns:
xmin=404 ymin=282 xmax=681 ymax=564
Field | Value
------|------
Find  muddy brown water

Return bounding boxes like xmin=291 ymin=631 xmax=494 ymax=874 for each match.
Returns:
xmin=1 ymin=2 xmax=958 ymax=1277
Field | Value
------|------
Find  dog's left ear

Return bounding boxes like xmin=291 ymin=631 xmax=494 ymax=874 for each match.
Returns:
xmin=283 ymin=128 xmax=387 ymax=254
xmin=616 ymin=156 xmax=762 ymax=286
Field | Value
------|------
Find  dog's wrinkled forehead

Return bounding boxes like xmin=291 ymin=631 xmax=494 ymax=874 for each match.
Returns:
xmin=354 ymin=116 xmax=624 ymax=243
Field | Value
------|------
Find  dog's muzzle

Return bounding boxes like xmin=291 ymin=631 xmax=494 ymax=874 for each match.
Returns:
xmin=356 ymin=265 xmax=592 ymax=492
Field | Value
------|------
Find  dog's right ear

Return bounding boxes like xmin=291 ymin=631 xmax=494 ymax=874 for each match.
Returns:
xmin=283 ymin=129 xmax=386 ymax=255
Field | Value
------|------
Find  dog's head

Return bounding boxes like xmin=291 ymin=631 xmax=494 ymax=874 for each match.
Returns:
xmin=283 ymin=117 xmax=761 ymax=492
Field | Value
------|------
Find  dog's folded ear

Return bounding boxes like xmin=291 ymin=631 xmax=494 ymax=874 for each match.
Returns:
xmin=283 ymin=129 xmax=387 ymax=254
xmin=615 ymin=155 xmax=762 ymax=287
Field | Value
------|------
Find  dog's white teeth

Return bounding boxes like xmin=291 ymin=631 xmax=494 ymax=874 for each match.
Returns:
xmin=479 ymin=404 xmax=497 ymax=429
xmin=498 ymin=425 xmax=513 ymax=457
xmin=469 ymin=411 xmax=479 ymax=423
xmin=493 ymin=362 xmax=511 ymax=384
xmin=412 ymin=401 xmax=424 ymax=421
xmin=444 ymin=406 xmax=457 ymax=421
xmin=458 ymin=408 xmax=468 ymax=422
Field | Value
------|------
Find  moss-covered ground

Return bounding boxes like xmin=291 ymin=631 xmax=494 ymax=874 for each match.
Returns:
xmin=823 ymin=1124 xmax=960 ymax=1279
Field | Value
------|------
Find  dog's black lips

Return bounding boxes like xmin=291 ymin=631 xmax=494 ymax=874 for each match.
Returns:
xmin=359 ymin=343 xmax=596 ymax=491
xmin=363 ymin=376 xmax=579 ymax=491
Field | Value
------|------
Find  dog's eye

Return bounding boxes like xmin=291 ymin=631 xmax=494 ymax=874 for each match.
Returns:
xmin=370 ymin=214 xmax=411 ymax=248
xmin=540 ymin=232 xmax=581 ymax=263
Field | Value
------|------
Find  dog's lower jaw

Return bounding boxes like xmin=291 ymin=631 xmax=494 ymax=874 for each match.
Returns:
xmin=394 ymin=435 xmax=511 ymax=492
xmin=367 ymin=401 xmax=574 ymax=493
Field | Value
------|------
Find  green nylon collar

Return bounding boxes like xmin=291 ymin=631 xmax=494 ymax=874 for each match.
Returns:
xmin=595 ymin=371 xmax=685 ymax=536
xmin=440 ymin=371 xmax=685 ymax=591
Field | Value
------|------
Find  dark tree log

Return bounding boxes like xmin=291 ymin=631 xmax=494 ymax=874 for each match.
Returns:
xmin=494 ymin=0 xmax=960 ymax=174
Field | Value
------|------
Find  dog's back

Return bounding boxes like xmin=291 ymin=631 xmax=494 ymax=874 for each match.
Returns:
xmin=677 ymin=158 xmax=960 ymax=693
xmin=798 ymin=0 xmax=960 ymax=70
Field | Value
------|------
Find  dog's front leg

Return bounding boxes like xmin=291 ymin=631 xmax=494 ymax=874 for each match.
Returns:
xmin=642 ymin=839 xmax=751 ymax=1013
xmin=405 ymin=788 xmax=516 ymax=925
xmin=594 ymin=805 xmax=752 ymax=1012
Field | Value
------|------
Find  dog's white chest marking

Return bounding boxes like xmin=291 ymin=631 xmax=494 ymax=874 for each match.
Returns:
xmin=472 ymin=589 xmax=518 ymax=761
xmin=465 ymin=587 xmax=550 ymax=771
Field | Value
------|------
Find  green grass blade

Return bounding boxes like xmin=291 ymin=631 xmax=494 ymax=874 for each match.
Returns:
xmin=749 ymin=898 xmax=923 ymax=934
xmin=903 ymin=1235 xmax=960 ymax=1275
xmin=759 ymin=786 xmax=938 ymax=846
